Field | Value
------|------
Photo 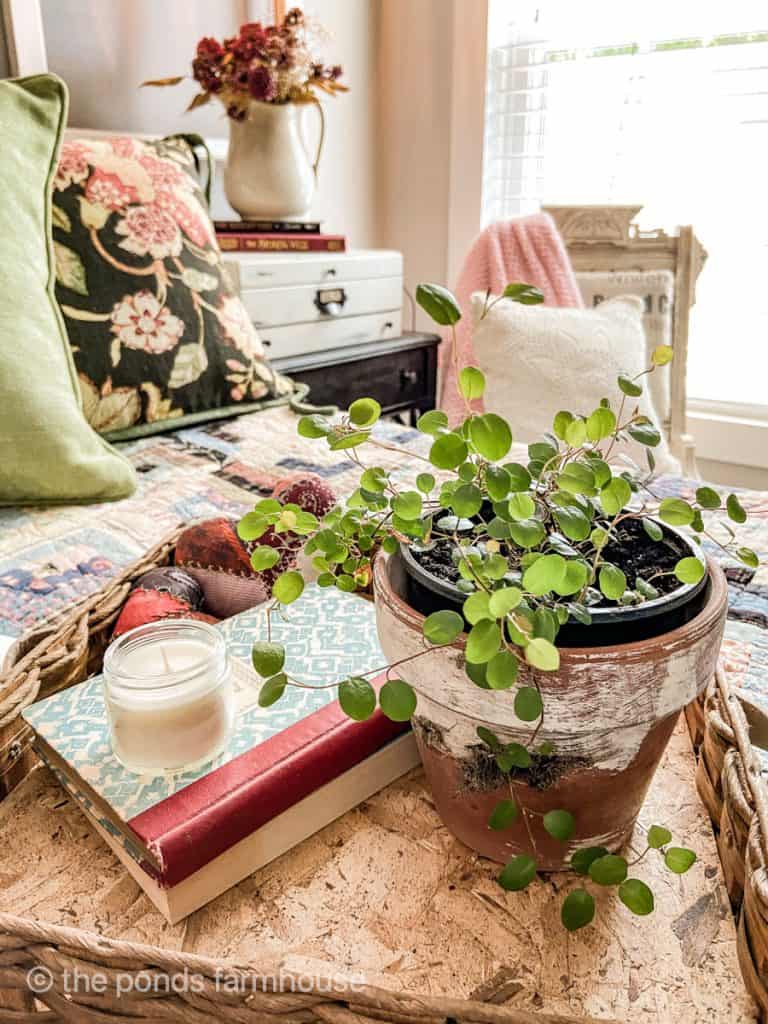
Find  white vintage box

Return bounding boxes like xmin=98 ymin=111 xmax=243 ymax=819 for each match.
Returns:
xmin=223 ymin=249 xmax=403 ymax=360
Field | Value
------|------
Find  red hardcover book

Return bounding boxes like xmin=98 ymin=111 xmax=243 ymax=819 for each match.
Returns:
xmin=22 ymin=585 xmax=418 ymax=921
xmin=217 ymin=232 xmax=346 ymax=253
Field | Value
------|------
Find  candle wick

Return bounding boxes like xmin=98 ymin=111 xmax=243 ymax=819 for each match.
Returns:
xmin=161 ymin=648 xmax=172 ymax=674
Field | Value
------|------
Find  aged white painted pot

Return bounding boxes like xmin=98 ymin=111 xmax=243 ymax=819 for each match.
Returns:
xmin=223 ymin=100 xmax=324 ymax=220
xmin=372 ymin=550 xmax=728 ymax=869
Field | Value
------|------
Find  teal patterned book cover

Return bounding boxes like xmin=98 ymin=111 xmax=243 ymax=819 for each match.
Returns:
xmin=22 ymin=584 xmax=410 ymax=888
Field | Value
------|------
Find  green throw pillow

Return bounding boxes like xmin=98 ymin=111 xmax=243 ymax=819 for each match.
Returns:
xmin=0 ymin=74 xmax=136 ymax=506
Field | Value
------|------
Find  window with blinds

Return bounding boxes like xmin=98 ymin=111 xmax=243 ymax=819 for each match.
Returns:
xmin=483 ymin=2 xmax=768 ymax=407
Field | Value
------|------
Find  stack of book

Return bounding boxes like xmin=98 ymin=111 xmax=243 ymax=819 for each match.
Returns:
xmin=22 ymin=585 xmax=418 ymax=922
xmin=216 ymin=219 xmax=346 ymax=253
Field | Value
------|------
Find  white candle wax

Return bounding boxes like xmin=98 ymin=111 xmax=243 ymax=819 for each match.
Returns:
xmin=103 ymin=623 xmax=235 ymax=776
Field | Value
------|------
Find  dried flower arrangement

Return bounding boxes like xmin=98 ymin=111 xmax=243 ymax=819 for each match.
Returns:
xmin=143 ymin=7 xmax=347 ymax=120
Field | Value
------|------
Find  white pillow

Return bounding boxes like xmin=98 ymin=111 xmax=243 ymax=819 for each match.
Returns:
xmin=471 ymin=293 xmax=680 ymax=474
xmin=575 ymin=270 xmax=674 ymax=428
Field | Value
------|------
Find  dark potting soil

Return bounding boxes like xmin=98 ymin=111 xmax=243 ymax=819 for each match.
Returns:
xmin=412 ymin=516 xmax=688 ymax=606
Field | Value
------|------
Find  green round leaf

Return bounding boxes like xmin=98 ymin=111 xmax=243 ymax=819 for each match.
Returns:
xmin=619 ymin=878 xmax=654 ymax=916
xmin=502 ymin=282 xmax=544 ymax=304
xmin=523 ymin=554 xmax=566 ymax=596
xmin=674 ymin=557 xmax=706 ymax=585
xmin=237 ymin=512 xmax=270 ymax=541
xmin=726 ymin=493 xmax=747 ymax=524
xmin=466 ymin=619 xmax=502 ymax=664
xmin=571 ymin=846 xmax=609 ymax=875
xmin=505 ymin=463 xmax=532 ymax=492
xmin=508 ymin=518 xmax=546 ymax=549
xmin=451 ymin=483 xmax=483 ymax=518
xmin=558 ymin=463 xmax=596 ymax=497
xmin=587 ymin=406 xmax=617 ymax=442
xmin=652 ymin=344 xmax=674 ymax=366
xmin=417 ymin=409 xmax=449 ymax=436
xmin=468 ymin=414 xmax=513 ymax=461
xmin=485 ymin=465 xmax=511 ymax=501
xmin=379 ymin=679 xmax=417 ymax=721
xmin=459 ymin=366 xmax=486 ymax=400
xmin=553 ymin=505 xmax=591 ymax=542
xmin=618 ymin=374 xmax=643 ymax=397
xmin=348 ymin=397 xmax=381 ymax=428
xmin=297 ymin=414 xmax=331 ymax=439
xmin=561 ymin=888 xmax=595 ymax=931
xmin=328 ymin=429 xmax=370 ymax=451
xmin=392 ymin=490 xmax=423 ymax=520
xmin=488 ymin=799 xmax=518 ymax=830
xmin=658 ymin=497 xmax=696 ymax=527
xmin=498 ymin=853 xmax=537 ymax=891
xmin=361 ymin=467 xmax=387 ymax=493
xmin=664 ymin=847 xmax=697 ymax=874
xmin=524 ymin=637 xmax=560 ymax=672
xmin=488 ymin=586 xmax=523 ymax=618
xmin=338 ymin=676 xmax=377 ymax=721
xmin=588 ymin=854 xmax=628 ymax=886
xmin=250 ymin=545 xmax=281 ymax=571
xmin=463 ymin=591 xmax=492 ymax=624
xmin=476 ymin=726 xmax=500 ymax=749
xmin=415 ymin=282 xmax=461 ymax=326
xmin=737 ymin=547 xmax=759 ymax=569
xmin=543 ymin=809 xmax=575 ymax=841
xmin=251 ymin=641 xmax=286 ymax=678
xmin=503 ymin=742 xmax=532 ymax=768
xmin=600 ymin=477 xmax=632 ymax=517
xmin=553 ymin=410 xmax=574 ymax=440
xmin=423 ymin=609 xmax=464 ymax=645
xmin=508 ymin=493 xmax=536 ymax=521
xmin=695 ymin=486 xmax=721 ymax=509
xmin=273 ymin=570 xmax=305 ymax=604
xmin=382 ymin=536 xmax=399 ymax=555
xmin=628 ymin=422 xmax=661 ymax=447
xmin=647 ymin=825 xmax=672 ymax=850
xmin=599 ymin=564 xmax=627 ymax=602
xmin=553 ymin=559 xmax=589 ymax=598
xmin=258 ymin=672 xmax=287 ymax=708
xmin=514 ymin=685 xmax=543 ymax=721
xmin=565 ymin=418 xmax=587 ymax=447
xmin=643 ymin=518 xmax=664 ymax=542
xmin=487 ymin=650 xmax=520 ymax=690
xmin=416 ymin=472 xmax=436 ymax=494
xmin=430 ymin=433 xmax=468 ymax=470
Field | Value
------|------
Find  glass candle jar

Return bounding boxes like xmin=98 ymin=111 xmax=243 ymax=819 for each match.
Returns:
xmin=103 ymin=620 xmax=235 ymax=775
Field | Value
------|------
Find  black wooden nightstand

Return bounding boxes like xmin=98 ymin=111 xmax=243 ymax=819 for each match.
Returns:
xmin=271 ymin=332 xmax=440 ymax=424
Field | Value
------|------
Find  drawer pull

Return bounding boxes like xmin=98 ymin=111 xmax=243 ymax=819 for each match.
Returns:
xmin=400 ymin=369 xmax=419 ymax=388
xmin=315 ymin=287 xmax=347 ymax=316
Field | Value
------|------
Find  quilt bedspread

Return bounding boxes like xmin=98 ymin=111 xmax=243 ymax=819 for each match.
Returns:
xmin=1 ymin=405 xmax=766 ymax=726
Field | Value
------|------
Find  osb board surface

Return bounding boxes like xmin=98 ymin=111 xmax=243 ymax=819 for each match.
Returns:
xmin=0 ymin=719 xmax=756 ymax=1023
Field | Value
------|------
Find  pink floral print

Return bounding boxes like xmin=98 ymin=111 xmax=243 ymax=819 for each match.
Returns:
xmin=110 ymin=291 xmax=184 ymax=354
xmin=115 ymin=204 xmax=182 ymax=260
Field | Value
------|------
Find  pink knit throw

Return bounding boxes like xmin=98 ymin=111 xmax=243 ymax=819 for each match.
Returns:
xmin=440 ymin=213 xmax=583 ymax=424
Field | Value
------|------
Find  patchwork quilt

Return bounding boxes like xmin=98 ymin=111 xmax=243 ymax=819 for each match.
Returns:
xmin=1 ymin=404 xmax=766 ymax=730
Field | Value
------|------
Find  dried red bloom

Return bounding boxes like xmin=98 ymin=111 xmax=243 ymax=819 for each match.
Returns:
xmin=247 ymin=65 xmax=277 ymax=102
xmin=284 ymin=7 xmax=304 ymax=26
xmin=330 ymin=64 xmax=343 ymax=80
xmin=196 ymin=36 xmax=223 ymax=59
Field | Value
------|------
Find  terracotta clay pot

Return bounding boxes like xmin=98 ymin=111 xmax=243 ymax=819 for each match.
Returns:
xmin=372 ymin=550 xmax=728 ymax=870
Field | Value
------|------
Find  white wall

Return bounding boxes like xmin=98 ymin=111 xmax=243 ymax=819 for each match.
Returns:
xmin=377 ymin=0 xmax=486 ymax=325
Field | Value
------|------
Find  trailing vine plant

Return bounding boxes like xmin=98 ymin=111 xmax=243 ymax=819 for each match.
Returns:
xmin=237 ymin=282 xmax=760 ymax=931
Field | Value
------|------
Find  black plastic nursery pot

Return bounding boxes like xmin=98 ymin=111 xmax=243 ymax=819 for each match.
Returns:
xmin=399 ymin=518 xmax=710 ymax=646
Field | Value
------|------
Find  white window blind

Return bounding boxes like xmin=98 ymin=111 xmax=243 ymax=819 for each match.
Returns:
xmin=483 ymin=1 xmax=768 ymax=408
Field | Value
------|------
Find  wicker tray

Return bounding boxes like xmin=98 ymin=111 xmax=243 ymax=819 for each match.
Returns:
xmin=0 ymin=532 xmax=765 ymax=1023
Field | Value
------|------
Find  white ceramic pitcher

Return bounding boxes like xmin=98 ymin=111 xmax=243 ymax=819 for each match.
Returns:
xmin=223 ymin=99 xmax=324 ymax=220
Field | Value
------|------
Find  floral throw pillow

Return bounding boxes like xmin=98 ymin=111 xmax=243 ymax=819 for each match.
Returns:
xmin=52 ymin=134 xmax=294 ymax=439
